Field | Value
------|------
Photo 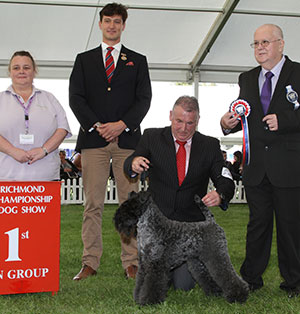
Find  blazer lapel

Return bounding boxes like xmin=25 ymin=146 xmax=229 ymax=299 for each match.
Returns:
xmin=269 ymin=56 xmax=293 ymax=110
xmin=94 ymin=45 xmax=108 ymax=84
xmin=110 ymin=45 xmax=128 ymax=82
xmin=185 ymin=132 xmax=202 ymax=180
xmin=162 ymin=127 xmax=179 ymax=185
xmin=250 ymin=66 xmax=265 ymax=116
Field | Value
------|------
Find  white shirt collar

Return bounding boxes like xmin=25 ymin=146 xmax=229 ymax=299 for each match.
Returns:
xmin=101 ymin=42 xmax=122 ymax=53
xmin=172 ymin=134 xmax=192 ymax=145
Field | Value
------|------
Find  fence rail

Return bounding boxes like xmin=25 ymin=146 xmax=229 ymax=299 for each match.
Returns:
xmin=61 ymin=178 xmax=247 ymax=204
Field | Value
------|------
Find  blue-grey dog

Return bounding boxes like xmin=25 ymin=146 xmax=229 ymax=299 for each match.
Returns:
xmin=114 ymin=191 xmax=249 ymax=305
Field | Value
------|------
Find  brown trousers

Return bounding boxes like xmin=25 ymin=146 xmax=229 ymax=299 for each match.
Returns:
xmin=81 ymin=142 xmax=138 ymax=270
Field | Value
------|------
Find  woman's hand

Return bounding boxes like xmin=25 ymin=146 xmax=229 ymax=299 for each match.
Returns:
xmin=27 ymin=147 xmax=47 ymax=165
xmin=10 ymin=147 xmax=30 ymax=163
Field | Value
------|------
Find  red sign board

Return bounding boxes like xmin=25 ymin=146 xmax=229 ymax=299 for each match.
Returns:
xmin=0 ymin=181 xmax=61 ymax=295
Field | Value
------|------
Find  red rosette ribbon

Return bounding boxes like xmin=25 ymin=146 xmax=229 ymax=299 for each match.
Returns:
xmin=229 ymin=99 xmax=251 ymax=166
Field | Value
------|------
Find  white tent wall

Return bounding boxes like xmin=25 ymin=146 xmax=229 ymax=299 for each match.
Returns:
xmin=1 ymin=0 xmax=299 ymax=82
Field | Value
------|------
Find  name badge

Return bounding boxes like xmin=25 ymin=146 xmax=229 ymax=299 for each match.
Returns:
xmin=20 ymin=133 xmax=34 ymax=145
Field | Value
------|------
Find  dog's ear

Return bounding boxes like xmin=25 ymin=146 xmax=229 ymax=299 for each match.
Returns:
xmin=139 ymin=191 xmax=151 ymax=203
xmin=194 ymin=194 xmax=201 ymax=204
xmin=194 ymin=194 xmax=205 ymax=208
xmin=129 ymin=191 xmax=137 ymax=198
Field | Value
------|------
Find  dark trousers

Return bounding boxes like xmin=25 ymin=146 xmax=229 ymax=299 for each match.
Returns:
xmin=240 ymin=176 xmax=300 ymax=289
xmin=171 ymin=263 xmax=196 ymax=291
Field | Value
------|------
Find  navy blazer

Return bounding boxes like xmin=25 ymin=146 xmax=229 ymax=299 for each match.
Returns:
xmin=124 ymin=127 xmax=235 ymax=222
xmin=69 ymin=45 xmax=152 ymax=151
xmin=231 ymin=56 xmax=300 ymax=187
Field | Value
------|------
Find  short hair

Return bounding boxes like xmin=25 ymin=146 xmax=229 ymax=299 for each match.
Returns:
xmin=8 ymin=50 xmax=37 ymax=73
xmin=173 ymin=96 xmax=199 ymax=116
xmin=99 ymin=2 xmax=128 ymax=23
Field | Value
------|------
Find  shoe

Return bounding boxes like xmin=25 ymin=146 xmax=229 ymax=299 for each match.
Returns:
xmin=280 ymin=282 xmax=300 ymax=298
xmin=288 ymin=288 xmax=300 ymax=298
xmin=124 ymin=265 xmax=138 ymax=279
xmin=73 ymin=265 xmax=97 ymax=281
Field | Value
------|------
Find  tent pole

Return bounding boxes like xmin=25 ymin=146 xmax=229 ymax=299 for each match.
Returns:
xmin=194 ymin=70 xmax=200 ymax=99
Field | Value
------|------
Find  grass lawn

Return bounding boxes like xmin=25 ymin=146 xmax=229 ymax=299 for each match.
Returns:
xmin=0 ymin=203 xmax=299 ymax=314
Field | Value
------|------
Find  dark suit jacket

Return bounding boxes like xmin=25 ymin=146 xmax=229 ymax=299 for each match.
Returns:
xmin=124 ymin=127 xmax=235 ymax=222
xmin=69 ymin=45 xmax=152 ymax=151
xmin=230 ymin=56 xmax=300 ymax=187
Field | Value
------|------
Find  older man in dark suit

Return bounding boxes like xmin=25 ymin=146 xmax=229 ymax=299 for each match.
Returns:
xmin=124 ymin=96 xmax=234 ymax=290
xmin=70 ymin=3 xmax=151 ymax=281
xmin=221 ymin=24 xmax=300 ymax=297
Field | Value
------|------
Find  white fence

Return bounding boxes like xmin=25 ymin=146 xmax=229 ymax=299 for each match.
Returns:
xmin=61 ymin=178 xmax=246 ymax=204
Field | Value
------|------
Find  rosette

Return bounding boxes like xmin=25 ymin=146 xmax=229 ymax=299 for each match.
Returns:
xmin=229 ymin=99 xmax=251 ymax=166
xmin=285 ymin=85 xmax=299 ymax=110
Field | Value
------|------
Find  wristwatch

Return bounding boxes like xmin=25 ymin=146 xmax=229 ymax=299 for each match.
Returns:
xmin=94 ymin=122 xmax=102 ymax=128
xmin=42 ymin=147 xmax=48 ymax=156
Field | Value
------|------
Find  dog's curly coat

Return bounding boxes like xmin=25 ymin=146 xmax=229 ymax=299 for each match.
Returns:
xmin=114 ymin=191 xmax=249 ymax=305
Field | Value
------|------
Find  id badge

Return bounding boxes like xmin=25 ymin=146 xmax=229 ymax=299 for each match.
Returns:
xmin=20 ymin=133 xmax=34 ymax=145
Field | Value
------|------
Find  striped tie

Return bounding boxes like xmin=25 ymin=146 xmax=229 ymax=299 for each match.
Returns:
xmin=105 ymin=47 xmax=115 ymax=83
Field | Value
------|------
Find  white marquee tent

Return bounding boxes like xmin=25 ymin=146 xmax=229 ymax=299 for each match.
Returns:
xmin=0 ymin=0 xmax=300 ymax=87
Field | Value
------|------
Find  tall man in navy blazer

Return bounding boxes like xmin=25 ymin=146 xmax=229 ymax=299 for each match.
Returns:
xmin=69 ymin=3 xmax=151 ymax=281
xmin=124 ymin=96 xmax=235 ymax=290
xmin=221 ymin=24 xmax=300 ymax=296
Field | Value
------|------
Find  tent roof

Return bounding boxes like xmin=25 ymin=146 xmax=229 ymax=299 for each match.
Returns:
xmin=0 ymin=0 xmax=299 ymax=83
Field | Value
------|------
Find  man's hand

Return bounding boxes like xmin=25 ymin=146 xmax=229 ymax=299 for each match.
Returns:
xmin=202 ymin=191 xmax=221 ymax=207
xmin=96 ymin=120 xmax=127 ymax=142
xmin=220 ymin=111 xmax=240 ymax=130
xmin=132 ymin=156 xmax=151 ymax=174
xmin=262 ymin=114 xmax=278 ymax=131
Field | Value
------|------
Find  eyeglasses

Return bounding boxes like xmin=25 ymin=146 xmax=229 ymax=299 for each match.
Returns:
xmin=250 ymin=39 xmax=281 ymax=49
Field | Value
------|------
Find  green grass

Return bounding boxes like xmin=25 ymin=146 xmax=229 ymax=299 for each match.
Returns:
xmin=1 ymin=204 xmax=299 ymax=314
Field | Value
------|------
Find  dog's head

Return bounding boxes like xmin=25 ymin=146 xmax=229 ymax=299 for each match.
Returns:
xmin=113 ymin=190 xmax=152 ymax=244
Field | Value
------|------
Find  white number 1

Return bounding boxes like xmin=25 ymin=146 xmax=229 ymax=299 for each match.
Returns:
xmin=5 ymin=228 xmax=22 ymax=262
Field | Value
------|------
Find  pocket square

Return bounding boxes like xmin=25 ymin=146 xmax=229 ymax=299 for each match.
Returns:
xmin=126 ymin=61 xmax=134 ymax=66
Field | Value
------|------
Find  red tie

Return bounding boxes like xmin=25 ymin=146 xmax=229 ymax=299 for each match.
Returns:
xmin=176 ymin=140 xmax=187 ymax=186
xmin=105 ymin=47 xmax=115 ymax=83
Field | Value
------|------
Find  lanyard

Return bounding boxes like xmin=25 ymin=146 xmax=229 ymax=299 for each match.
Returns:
xmin=14 ymin=94 xmax=35 ymax=134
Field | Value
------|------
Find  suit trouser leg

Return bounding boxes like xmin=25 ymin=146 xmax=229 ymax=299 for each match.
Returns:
xmin=110 ymin=142 xmax=139 ymax=269
xmin=272 ymin=185 xmax=300 ymax=288
xmin=241 ymin=176 xmax=300 ymax=288
xmin=81 ymin=147 xmax=111 ymax=271
xmin=171 ymin=263 xmax=196 ymax=291
xmin=240 ymin=176 xmax=274 ymax=288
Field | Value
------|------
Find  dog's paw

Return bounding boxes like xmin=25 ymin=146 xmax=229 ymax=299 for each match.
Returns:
xmin=224 ymin=284 xmax=249 ymax=303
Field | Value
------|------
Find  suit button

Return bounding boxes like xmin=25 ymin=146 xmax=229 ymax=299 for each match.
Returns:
xmin=107 ymin=87 xmax=111 ymax=91
xmin=265 ymin=146 xmax=269 ymax=151
xmin=264 ymin=125 xmax=269 ymax=130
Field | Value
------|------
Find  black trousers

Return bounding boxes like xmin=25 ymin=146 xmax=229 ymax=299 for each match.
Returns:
xmin=240 ymin=176 xmax=300 ymax=289
xmin=171 ymin=263 xmax=195 ymax=291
